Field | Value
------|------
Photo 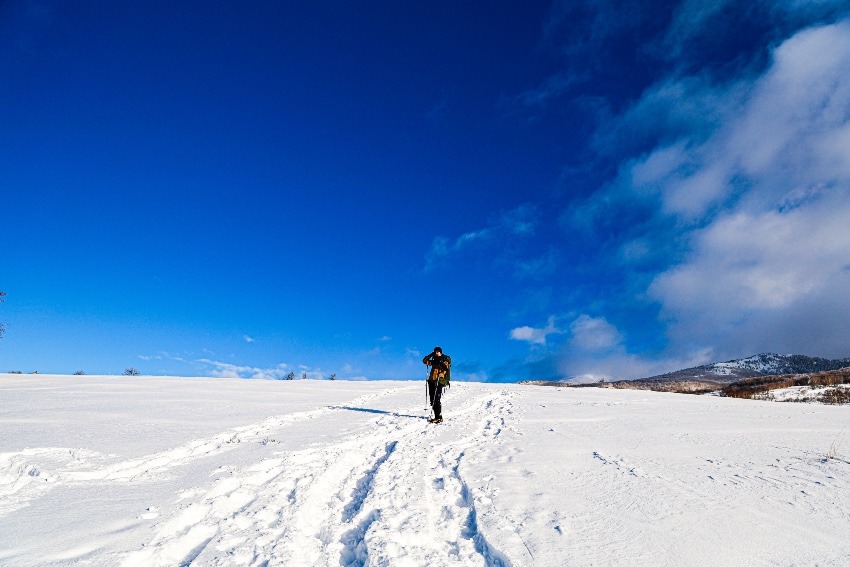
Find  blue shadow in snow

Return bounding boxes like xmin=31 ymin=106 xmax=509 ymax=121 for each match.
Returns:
xmin=328 ymin=406 xmax=426 ymax=420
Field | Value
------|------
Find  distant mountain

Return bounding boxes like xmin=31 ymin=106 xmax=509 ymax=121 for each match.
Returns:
xmin=636 ymin=353 xmax=850 ymax=386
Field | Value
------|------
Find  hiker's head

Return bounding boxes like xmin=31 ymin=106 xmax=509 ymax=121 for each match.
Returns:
xmin=434 ymin=346 xmax=442 ymax=356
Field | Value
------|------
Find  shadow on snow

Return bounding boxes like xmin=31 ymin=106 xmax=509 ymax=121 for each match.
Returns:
xmin=328 ymin=406 xmax=427 ymax=420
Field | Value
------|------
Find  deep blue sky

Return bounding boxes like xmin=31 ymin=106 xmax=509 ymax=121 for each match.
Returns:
xmin=3 ymin=1 xmax=850 ymax=381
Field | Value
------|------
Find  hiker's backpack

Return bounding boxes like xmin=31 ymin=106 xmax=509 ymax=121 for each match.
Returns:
xmin=437 ymin=355 xmax=451 ymax=387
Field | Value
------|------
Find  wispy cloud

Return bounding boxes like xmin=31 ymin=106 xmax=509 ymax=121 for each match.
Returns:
xmin=660 ymin=0 xmax=850 ymax=68
xmin=425 ymin=204 xmax=538 ymax=271
xmin=501 ymin=73 xmax=582 ymax=119
xmin=513 ymin=249 xmax=560 ymax=280
xmin=137 ymin=352 xmax=186 ymax=363
xmin=405 ymin=347 xmax=421 ymax=358
xmin=543 ymin=0 xmax=649 ymax=67
xmin=195 ymin=359 xmax=295 ymax=380
xmin=243 ymin=335 xmax=255 ymax=343
xmin=504 ymin=0 xmax=667 ymax=123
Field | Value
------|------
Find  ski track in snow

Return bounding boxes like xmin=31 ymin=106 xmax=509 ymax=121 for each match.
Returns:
xmin=0 ymin=386 xmax=409 ymax=519
xmin=121 ymin=388 xmax=518 ymax=566
xmin=1 ymin=383 xmax=520 ymax=566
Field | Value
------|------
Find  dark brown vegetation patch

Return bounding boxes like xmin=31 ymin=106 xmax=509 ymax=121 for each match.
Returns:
xmin=721 ymin=367 xmax=850 ymax=403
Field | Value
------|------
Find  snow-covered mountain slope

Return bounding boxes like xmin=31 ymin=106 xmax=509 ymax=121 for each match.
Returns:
xmin=1 ymin=374 xmax=849 ymax=566
xmin=640 ymin=353 xmax=850 ymax=385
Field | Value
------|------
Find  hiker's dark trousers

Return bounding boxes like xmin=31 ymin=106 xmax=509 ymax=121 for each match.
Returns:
xmin=428 ymin=380 xmax=444 ymax=419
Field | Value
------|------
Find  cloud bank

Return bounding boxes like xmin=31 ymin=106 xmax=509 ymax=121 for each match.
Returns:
xmin=513 ymin=15 xmax=850 ymax=381
xmin=641 ymin=20 xmax=850 ymax=360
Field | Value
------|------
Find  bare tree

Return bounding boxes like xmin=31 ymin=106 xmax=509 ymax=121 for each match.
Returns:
xmin=329 ymin=373 xmax=336 ymax=380
xmin=285 ymin=371 xmax=295 ymax=380
xmin=124 ymin=367 xmax=141 ymax=376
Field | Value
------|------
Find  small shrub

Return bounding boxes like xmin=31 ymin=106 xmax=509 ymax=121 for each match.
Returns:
xmin=820 ymin=387 xmax=850 ymax=405
xmin=329 ymin=373 xmax=336 ymax=380
xmin=123 ymin=367 xmax=141 ymax=376
xmin=74 ymin=370 xmax=86 ymax=376
xmin=721 ymin=368 xmax=850 ymax=399
xmin=285 ymin=371 xmax=295 ymax=380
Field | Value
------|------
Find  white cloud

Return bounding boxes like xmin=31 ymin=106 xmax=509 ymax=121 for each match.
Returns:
xmin=195 ymin=359 xmax=291 ymax=380
xmin=641 ymin=19 xmax=850 ymax=358
xmin=650 ymin=193 xmax=850 ymax=353
xmin=569 ymin=315 xmax=622 ymax=351
xmin=556 ymin=348 xmax=716 ymax=383
xmin=510 ymin=316 xmax=562 ymax=345
xmin=243 ymin=335 xmax=255 ymax=343
xmin=551 ymin=17 xmax=850 ymax=382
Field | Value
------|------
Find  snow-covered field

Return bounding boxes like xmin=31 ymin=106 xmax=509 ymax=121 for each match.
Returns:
xmin=1 ymin=374 xmax=849 ymax=566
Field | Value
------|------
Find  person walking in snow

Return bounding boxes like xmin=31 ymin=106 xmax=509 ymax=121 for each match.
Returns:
xmin=423 ymin=346 xmax=451 ymax=423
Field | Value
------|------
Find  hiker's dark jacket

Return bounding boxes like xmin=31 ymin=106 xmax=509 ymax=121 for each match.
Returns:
xmin=423 ymin=352 xmax=451 ymax=386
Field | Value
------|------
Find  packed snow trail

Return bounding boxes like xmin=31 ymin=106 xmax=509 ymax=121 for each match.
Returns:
xmin=0 ymin=385 xmax=411 ymax=517
xmin=2 ymin=374 xmax=850 ymax=566
xmin=121 ymin=388 xmax=518 ymax=566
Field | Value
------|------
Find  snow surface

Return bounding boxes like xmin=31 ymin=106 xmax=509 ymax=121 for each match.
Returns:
xmin=2 ymin=374 xmax=849 ymax=566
